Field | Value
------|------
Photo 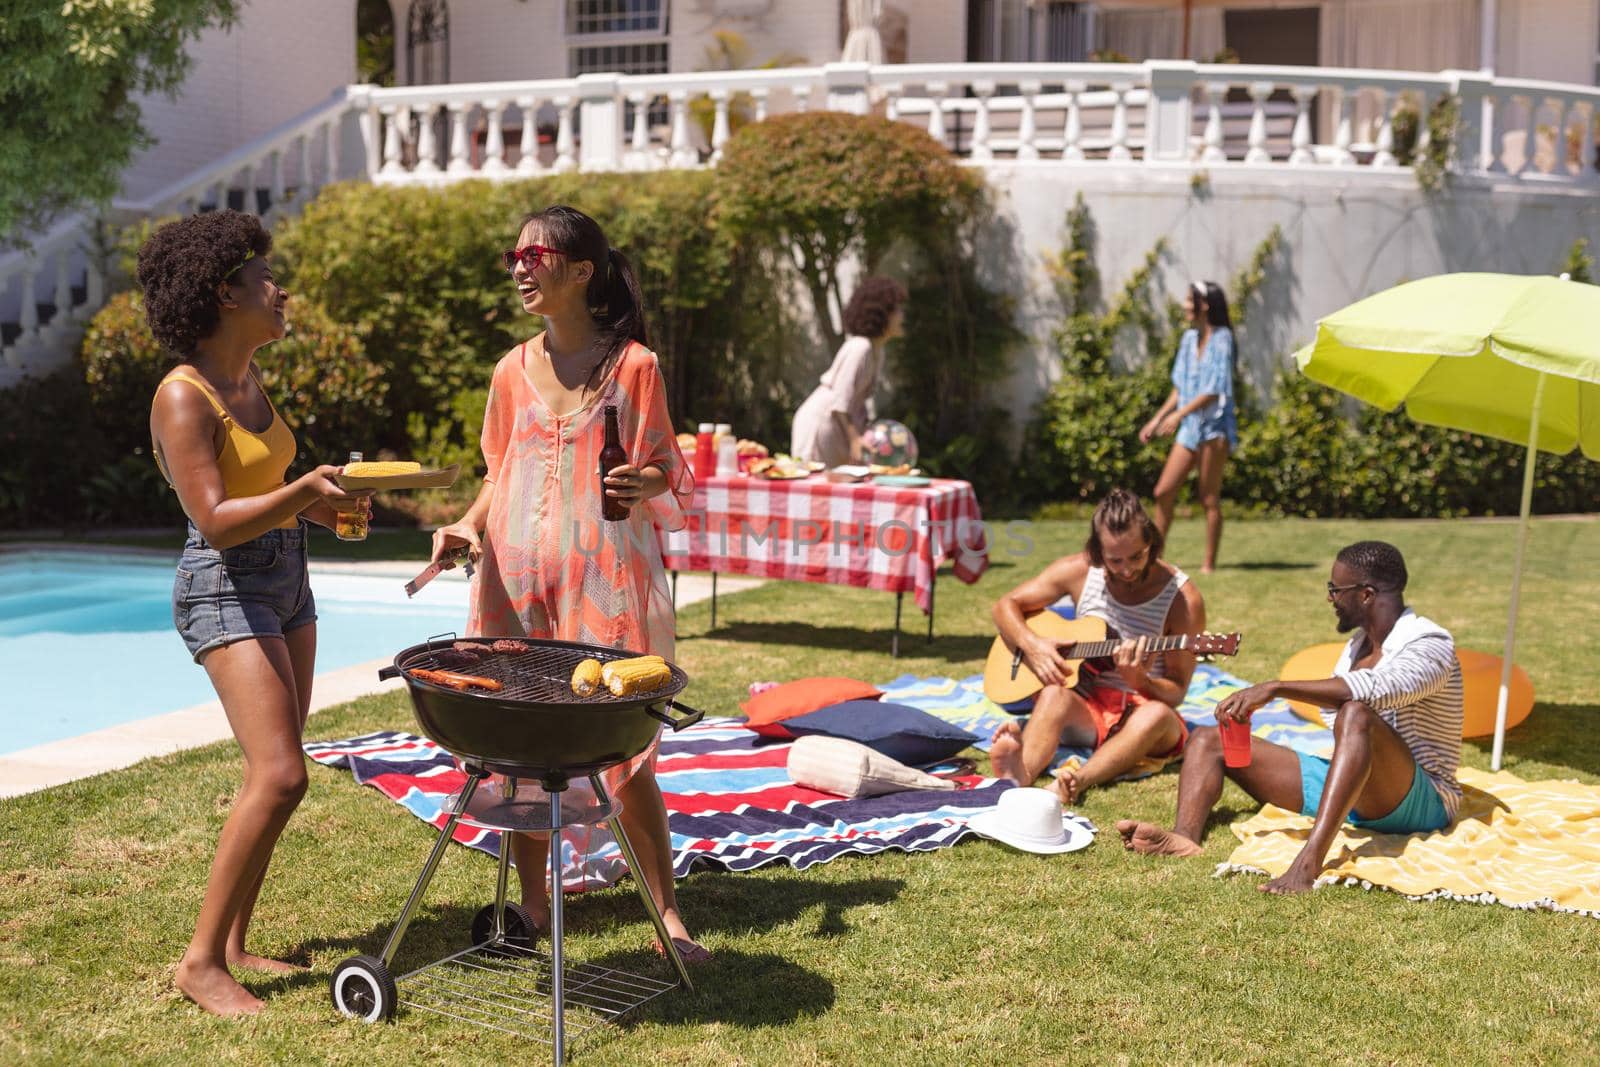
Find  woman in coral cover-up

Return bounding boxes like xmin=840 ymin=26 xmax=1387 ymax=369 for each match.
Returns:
xmin=429 ymin=205 xmax=705 ymax=962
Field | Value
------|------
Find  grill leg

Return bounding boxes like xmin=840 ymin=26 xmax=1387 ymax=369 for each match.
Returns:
xmin=549 ymin=789 xmax=566 ymax=1067
xmin=928 ymin=579 xmax=936 ymax=645
xmin=492 ymin=783 xmax=515 ymax=939
xmin=591 ymin=775 xmax=695 ymax=993
xmin=710 ymin=572 xmax=718 ymax=630
xmin=379 ymin=768 xmax=485 ymax=969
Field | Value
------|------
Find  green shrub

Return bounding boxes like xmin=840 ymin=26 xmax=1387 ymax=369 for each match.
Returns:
xmin=716 ymin=112 xmax=983 ymax=353
xmin=81 ymin=289 xmax=389 ymax=465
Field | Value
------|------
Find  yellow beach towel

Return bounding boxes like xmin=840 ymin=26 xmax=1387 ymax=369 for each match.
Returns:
xmin=1218 ymin=767 xmax=1600 ymax=917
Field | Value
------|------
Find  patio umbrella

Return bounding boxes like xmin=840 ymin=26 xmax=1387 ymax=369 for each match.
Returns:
xmin=841 ymin=0 xmax=884 ymax=64
xmin=1293 ymin=272 xmax=1600 ymax=770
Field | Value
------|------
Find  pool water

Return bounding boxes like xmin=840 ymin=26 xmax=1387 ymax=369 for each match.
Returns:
xmin=0 ymin=550 xmax=469 ymax=755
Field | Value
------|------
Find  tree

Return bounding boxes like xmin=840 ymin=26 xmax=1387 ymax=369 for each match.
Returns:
xmin=0 ymin=0 xmax=240 ymax=242
xmin=715 ymin=112 xmax=980 ymax=353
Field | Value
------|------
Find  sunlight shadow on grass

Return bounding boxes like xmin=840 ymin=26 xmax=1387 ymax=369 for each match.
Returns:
xmin=606 ymin=949 xmax=835 ymax=1028
xmin=691 ymin=620 xmax=994 ymax=662
xmin=1475 ymin=703 xmax=1600 ymax=778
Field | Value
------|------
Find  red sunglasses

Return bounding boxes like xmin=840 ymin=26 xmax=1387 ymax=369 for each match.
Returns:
xmin=502 ymin=244 xmax=567 ymax=273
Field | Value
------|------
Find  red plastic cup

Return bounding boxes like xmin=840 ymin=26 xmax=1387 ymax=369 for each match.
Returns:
xmin=1219 ymin=717 xmax=1253 ymax=768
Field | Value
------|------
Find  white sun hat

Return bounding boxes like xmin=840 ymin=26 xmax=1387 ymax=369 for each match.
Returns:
xmin=966 ymin=787 xmax=1094 ymax=855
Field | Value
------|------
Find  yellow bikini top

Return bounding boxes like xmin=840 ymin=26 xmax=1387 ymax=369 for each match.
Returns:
xmin=153 ymin=366 xmax=300 ymax=529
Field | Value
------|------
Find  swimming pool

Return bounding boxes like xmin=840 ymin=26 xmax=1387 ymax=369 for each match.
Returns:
xmin=0 ymin=549 xmax=469 ymax=755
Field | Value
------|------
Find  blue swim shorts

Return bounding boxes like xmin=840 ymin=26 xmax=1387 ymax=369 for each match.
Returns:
xmin=173 ymin=519 xmax=317 ymax=662
xmin=1295 ymin=751 xmax=1450 ymax=835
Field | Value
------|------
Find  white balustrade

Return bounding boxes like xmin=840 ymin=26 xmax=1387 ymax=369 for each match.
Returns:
xmin=667 ymin=91 xmax=695 ymax=169
xmin=447 ymin=103 xmax=473 ymax=175
xmin=1371 ymin=90 xmax=1397 ymax=168
xmin=482 ymin=100 xmax=508 ymax=175
xmin=1289 ymin=84 xmax=1316 ymax=165
xmin=1016 ymin=81 xmax=1040 ymax=161
xmin=8 ymin=63 xmax=1600 ymax=384
xmin=554 ymin=97 xmax=577 ymax=173
xmin=710 ymin=90 xmax=732 ymax=164
xmin=970 ymin=82 xmax=994 ymax=161
xmin=517 ymin=97 xmax=542 ymax=174
xmin=1062 ymin=83 xmax=1085 ymax=161
xmin=381 ymin=105 xmax=405 ymax=175
xmin=1107 ymin=84 xmax=1132 ymax=162
xmin=414 ymin=103 xmax=442 ymax=174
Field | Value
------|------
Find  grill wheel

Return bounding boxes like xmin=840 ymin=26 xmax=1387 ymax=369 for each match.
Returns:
xmin=331 ymin=954 xmax=397 ymax=1023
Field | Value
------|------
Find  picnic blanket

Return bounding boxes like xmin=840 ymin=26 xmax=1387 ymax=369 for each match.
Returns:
xmin=879 ymin=662 xmax=1335 ymax=773
xmin=305 ymin=719 xmax=1011 ymax=891
xmin=1217 ymin=767 xmax=1600 ymax=918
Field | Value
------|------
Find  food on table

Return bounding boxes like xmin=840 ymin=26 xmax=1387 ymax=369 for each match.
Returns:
xmin=747 ymin=454 xmax=812 ymax=479
xmin=868 ymin=463 xmax=914 ymax=476
xmin=600 ymin=655 xmax=671 ymax=697
xmin=343 ymin=460 xmax=423 ymax=477
xmin=570 ymin=657 xmax=603 ymax=697
xmin=736 ymin=439 xmax=769 ymax=458
xmin=677 ymin=432 xmax=698 ymax=451
xmin=408 ymin=667 xmax=504 ymax=692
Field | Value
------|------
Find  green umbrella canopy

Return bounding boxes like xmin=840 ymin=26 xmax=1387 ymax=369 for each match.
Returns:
xmin=1293 ymin=272 xmax=1600 ymax=459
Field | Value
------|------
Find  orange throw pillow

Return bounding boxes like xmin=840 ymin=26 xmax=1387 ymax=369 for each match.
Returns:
xmin=740 ymin=677 xmax=883 ymax=738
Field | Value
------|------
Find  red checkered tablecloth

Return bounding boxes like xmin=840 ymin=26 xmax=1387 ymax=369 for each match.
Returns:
xmin=661 ymin=475 xmax=989 ymax=614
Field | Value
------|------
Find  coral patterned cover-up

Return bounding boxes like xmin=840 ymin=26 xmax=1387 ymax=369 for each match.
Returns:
xmin=468 ymin=337 xmax=693 ymax=801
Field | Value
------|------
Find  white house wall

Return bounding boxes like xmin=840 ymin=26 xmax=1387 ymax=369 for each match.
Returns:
xmin=1495 ymin=0 xmax=1598 ymax=83
xmin=121 ymin=0 xmax=357 ymax=204
xmin=979 ymin=166 xmax=1600 ymax=439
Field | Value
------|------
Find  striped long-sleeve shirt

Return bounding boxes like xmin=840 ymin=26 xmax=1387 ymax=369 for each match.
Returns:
xmin=1328 ymin=609 xmax=1464 ymax=819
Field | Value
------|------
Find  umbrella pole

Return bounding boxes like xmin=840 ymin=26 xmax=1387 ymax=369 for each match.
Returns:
xmin=1491 ymin=370 xmax=1545 ymax=771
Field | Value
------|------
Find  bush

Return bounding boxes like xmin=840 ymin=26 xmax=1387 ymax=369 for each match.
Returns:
xmin=716 ymin=112 xmax=983 ymax=353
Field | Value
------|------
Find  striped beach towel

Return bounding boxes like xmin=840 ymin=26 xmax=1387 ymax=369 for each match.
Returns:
xmin=305 ymin=719 xmax=1011 ymax=891
xmin=879 ymin=662 xmax=1335 ymax=772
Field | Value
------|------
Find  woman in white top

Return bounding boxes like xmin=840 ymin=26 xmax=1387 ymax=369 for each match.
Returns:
xmin=791 ymin=277 xmax=907 ymax=467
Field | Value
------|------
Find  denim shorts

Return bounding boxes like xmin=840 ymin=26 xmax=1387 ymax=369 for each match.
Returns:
xmin=173 ymin=520 xmax=317 ymax=662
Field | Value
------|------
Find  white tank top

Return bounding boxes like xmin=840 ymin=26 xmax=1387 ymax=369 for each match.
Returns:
xmin=1075 ymin=564 xmax=1189 ymax=693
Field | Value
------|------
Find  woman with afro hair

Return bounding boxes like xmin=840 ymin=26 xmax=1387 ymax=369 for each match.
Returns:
xmin=790 ymin=276 xmax=907 ymax=468
xmin=141 ymin=210 xmax=371 ymax=1016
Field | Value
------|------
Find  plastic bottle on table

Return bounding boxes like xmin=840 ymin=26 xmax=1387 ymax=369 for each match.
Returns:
xmin=716 ymin=431 xmax=739 ymax=476
xmin=694 ymin=422 xmax=715 ymax=480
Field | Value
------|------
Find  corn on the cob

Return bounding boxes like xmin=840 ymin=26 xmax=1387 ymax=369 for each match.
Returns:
xmin=570 ymin=657 xmax=604 ymax=697
xmin=343 ymin=460 xmax=422 ymax=477
xmin=601 ymin=655 xmax=670 ymax=697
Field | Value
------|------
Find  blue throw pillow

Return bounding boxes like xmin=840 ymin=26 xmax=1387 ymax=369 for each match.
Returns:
xmin=781 ymin=700 xmax=979 ymax=767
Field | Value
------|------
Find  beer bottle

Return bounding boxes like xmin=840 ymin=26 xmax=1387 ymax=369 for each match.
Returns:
xmin=335 ymin=450 xmax=369 ymax=541
xmin=599 ymin=405 xmax=630 ymax=522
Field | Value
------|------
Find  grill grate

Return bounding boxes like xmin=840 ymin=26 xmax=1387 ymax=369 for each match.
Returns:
xmin=399 ymin=639 xmax=686 ymax=705
xmin=399 ymin=942 xmax=676 ymax=1044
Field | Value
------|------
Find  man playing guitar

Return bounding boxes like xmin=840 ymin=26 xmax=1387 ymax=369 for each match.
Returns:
xmin=990 ymin=489 xmax=1206 ymax=803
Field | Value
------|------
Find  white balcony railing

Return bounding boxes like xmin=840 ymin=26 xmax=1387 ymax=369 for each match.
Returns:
xmin=5 ymin=60 xmax=1599 ymax=382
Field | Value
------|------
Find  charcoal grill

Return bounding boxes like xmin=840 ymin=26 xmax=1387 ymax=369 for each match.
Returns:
xmin=329 ymin=636 xmax=705 ymax=1064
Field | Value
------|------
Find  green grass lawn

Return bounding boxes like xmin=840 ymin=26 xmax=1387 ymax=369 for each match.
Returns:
xmin=2 ymin=517 xmax=1597 ymax=1064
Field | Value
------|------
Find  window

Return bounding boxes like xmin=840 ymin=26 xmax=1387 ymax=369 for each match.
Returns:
xmin=567 ymin=0 xmax=670 ymax=76
xmin=967 ymin=0 xmax=1088 ymax=62
xmin=567 ymin=0 xmax=667 ymax=40
xmin=571 ymin=42 xmax=670 ymax=75
xmin=406 ymin=0 xmax=449 ymax=85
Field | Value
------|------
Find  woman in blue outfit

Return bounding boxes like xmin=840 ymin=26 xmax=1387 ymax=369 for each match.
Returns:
xmin=1139 ymin=281 xmax=1236 ymax=574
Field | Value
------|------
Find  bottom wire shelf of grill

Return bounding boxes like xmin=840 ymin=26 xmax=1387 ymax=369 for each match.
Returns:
xmin=399 ymin=942 xmax=678 ymax=1041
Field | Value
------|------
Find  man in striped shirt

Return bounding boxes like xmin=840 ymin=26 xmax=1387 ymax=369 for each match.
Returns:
xmin=1117 ymin=540 xmax=1463 ymax=893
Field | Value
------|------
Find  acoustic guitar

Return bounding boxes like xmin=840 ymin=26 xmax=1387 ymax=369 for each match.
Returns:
xmin=983 ymin=612 xmax=1242 ymax=706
